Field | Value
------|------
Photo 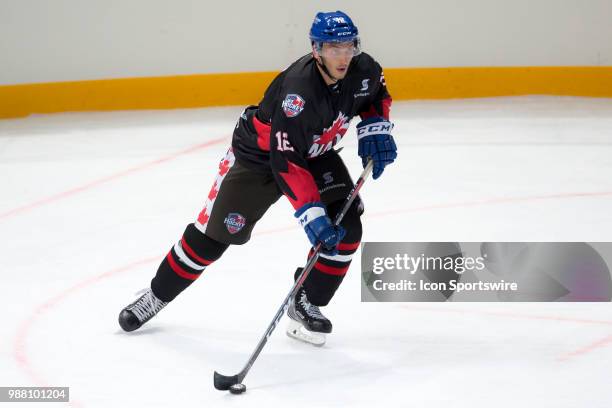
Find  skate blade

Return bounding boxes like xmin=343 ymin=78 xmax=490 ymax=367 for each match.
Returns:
xmin=286 ymin=319 xmax=326 ymax=347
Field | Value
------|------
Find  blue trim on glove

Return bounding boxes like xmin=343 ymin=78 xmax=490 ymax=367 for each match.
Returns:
xmin=295 ymin=202 xmax=346 ymax=255
xmin=357 ymin=117 xmax=397 ymax=179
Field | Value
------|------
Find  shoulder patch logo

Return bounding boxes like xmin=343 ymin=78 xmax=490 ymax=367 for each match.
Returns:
xmin=282 ymin=94 xmax=306 ymax=118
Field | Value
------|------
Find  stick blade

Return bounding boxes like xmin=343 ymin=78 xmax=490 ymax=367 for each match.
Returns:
xmin=214 ymin=371 xmax=240 ymax=390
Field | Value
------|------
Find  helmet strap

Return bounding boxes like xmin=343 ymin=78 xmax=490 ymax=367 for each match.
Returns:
xmin=313 ymin=48 xmax=339 ymax=83
xmin=318 ymin=57 xmax=339 ymax=83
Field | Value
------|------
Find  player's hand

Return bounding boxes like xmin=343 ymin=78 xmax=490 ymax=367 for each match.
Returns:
xmin=357 ymin=117 xmax=397 ymax=179
xmin=295 ymin=202 xmax=346 ymax=255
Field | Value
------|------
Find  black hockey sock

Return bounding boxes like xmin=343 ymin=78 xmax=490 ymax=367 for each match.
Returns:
xmin=298 ymin=201 xmax=363 ymax=306
xmin=151 ymin=223 xmax=229 ymax=302
xmin=297 ymin=240 xmax=360 ymax=306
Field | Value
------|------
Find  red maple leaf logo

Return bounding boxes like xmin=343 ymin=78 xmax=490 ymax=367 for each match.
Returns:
xmin=314 ymin=112 xmax=350 ymax=146
xmin=207 ymin=182 xmax=219 ymax=201
xmin=218 ymin=159 xmax=231 ymax=177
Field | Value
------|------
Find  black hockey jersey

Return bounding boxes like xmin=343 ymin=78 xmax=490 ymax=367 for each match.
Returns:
xmin=232 ymin=52 xmax=392 ymax=211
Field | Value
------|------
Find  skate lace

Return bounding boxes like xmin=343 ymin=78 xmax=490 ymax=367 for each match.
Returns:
xmin=130 ymin=288 xmax=167 ymax=322
xmin=298 ymin=291 xmax=325 ymax=320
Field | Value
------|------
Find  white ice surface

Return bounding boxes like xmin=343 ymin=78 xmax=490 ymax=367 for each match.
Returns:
xmin=1 ymin=96 xmax=611 ymax=407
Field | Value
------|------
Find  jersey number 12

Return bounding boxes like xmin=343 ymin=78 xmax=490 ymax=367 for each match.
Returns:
xmin=275 ymin=131 xmax=294 ymax=152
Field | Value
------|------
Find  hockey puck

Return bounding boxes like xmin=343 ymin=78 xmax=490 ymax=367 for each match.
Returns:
xmin=229 ymin=384 xmax=246 ymax=395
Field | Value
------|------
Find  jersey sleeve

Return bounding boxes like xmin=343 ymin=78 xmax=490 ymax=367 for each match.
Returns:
xmin=359 ymin=62 xmax=392 ymax=121
xmin=269 ymin=93 xmax=321 ymax=211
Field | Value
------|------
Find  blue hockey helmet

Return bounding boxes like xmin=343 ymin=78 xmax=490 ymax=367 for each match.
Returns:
xmin=309 ymin=11 xmax=359 ymax=44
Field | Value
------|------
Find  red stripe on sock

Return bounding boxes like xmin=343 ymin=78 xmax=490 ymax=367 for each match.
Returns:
xmin=167 ymin=253 xmax=201 ymax=281
xmin=338 ymin=241 xmax=360 ymax=251
xmin=180 ymin=238 xmax=213 ymax=266
xmin=314 ymin=262 xmax=350 ymax=276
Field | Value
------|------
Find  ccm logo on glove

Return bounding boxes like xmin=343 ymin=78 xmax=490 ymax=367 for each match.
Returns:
xmin=356 ymin=122 xmax=394 ymax=137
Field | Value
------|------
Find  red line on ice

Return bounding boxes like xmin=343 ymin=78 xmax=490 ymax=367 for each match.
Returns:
xmin=366 ymin=190 xmax=612 ymax=217
xmin=401 ymin=305 xmax=612 ymax=362
xmin=255 ymin=189 xmax=612 ymax=234
xmin=557 ymin=335 xmax=612 ymax=362
xmin=11 ymin=187 xmax=612 ymax=403
xmin=12 ymin=257 xmax=159 ymax=407
xmin=0 ymin=136 xmax=228 ymax=221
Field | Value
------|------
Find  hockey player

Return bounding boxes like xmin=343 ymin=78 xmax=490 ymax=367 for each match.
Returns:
xmin=119 ymin=11 xmax=397 ymax=344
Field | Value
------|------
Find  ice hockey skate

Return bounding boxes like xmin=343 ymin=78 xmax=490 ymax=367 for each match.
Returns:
xmin=286 ymin=286 xmax=332 ymax=347
xmin=118 ymin=288 xmax=168 ymax=332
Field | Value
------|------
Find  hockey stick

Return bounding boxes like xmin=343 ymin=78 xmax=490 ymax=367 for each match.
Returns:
xmin=213 ymin=159 xmax=374 ymax=391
